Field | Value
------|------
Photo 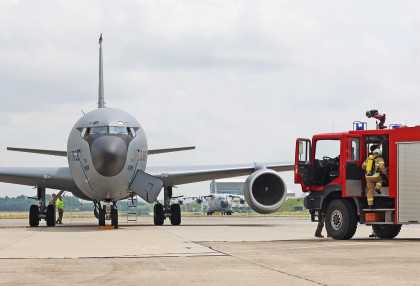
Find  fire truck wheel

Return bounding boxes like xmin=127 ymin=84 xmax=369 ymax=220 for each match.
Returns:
xmin=325 ymin=199 xmax=357 ymax=240
xmin=372 ymin=224 xmax=402 ymax=239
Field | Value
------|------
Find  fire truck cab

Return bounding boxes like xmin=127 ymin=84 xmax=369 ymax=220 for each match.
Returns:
xmin=295 ymin=123 xmax=420 ymax=240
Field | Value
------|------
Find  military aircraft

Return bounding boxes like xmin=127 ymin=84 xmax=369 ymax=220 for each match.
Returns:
xmin=203 ymin=193 xmax=245 ymax=215
xmin=0 ymin=35 xmax=293 ymax=228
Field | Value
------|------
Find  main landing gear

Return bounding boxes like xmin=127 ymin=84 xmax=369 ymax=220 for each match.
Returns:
xmin=29 ymin=187 xmax=56 ymax=227
xmin=153 ymin=186 xmax=181 ymax=226
xmin=95 ymin=201 xmax=119 ymax=229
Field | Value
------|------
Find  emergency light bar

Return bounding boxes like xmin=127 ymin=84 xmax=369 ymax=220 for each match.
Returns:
xmin=389 ymin=123 xmax=402 ymax=129
xmin=353 ymin=121 xmax=367 ymax=131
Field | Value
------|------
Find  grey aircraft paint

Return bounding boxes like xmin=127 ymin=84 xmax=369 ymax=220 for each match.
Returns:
xmin=67 ymin=107 xmax=148 ymax=201
xmin=1 ymin=35 xmax=294 ymax=212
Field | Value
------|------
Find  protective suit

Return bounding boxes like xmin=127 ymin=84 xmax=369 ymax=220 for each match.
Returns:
xmin=362 ymin=149 xmax=386 ymax=207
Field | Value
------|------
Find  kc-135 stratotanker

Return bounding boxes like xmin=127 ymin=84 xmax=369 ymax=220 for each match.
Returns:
xmin=1 ymin=35 xmax=292 ymax=228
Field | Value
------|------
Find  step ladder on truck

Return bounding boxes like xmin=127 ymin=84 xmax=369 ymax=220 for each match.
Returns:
xmin=295 ymin=110 xmax=420 ymax=240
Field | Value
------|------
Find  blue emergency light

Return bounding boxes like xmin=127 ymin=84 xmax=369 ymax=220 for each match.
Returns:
xmin=389 ymin=123 xmax=402 ymax=129
xmin=353 ymin=121 xmax=367 ymax=131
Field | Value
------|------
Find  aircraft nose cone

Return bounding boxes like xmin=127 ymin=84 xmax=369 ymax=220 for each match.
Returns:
xmin=90 ymin=136 xmax=128 ymax=177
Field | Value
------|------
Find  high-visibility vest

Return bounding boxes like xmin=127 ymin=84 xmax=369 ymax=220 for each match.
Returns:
xmin=55 ymin=198 xmax=64 ymax=209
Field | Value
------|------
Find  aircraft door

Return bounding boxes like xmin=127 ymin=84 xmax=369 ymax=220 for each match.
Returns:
xmin=295 ymin=138 xmax=312 ymax=186
xmin=345 ymin=137 xmax=363 ymax=196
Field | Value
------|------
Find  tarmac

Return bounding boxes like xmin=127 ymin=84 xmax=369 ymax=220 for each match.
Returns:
xmin=1 ymin=215 xmax=420 ymax=286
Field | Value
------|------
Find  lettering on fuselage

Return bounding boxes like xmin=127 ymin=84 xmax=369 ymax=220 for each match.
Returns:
xmin=139 ymin=149 xmax=147 ymax=162
xmin=69 ymin=150 xmax=81 ymax=161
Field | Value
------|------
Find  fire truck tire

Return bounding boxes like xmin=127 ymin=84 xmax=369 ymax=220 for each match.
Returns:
xmin=325 ymin=199 xmax=357 ymax=240
xmin=372 ymin=224 xmax=401 ymax=239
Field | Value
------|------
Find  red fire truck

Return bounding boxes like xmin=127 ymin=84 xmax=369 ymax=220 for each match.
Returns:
xmin=295 ymin=111 xmax=420 ymax=240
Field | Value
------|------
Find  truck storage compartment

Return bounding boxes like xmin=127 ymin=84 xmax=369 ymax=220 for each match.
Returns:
xmin=397 ymin=142 xmax=420 ymax=223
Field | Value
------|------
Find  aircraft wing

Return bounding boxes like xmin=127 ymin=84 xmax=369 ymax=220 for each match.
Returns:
xmin=0 ymin=167 xmax=77 ymax=191
xmin=148 ymin=146 xmax=195 ymax=155
xmin=7 ymin=147 xmax=67 ymax=157
xmin=7 ymin=146 xmax=196 ymax=156
xmin=147 ymin=162 xmax=294 ymax=186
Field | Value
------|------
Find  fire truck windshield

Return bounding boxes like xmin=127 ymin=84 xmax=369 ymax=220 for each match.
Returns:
xmin=315 ymin=140 xmax=340 ymax=160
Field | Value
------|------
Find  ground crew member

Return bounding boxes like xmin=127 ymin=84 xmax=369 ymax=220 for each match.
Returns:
xmin=314 ymin=212 xmax=325 ymax=238
xmin=362 ymin=145 xmax=386 ymax=208
xmin=55 ymin=194 xmax=65 ymax=224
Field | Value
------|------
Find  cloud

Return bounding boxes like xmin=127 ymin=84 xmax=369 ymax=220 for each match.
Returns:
xmin=1 ymin=1 xmax=420 ymax=197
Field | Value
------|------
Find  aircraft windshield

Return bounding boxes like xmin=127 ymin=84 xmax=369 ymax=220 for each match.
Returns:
xmin=84 ymin=126 xmax=133 ymax=137
xmin=109 ymin=126 xmax=129 ymax=135
xmin=89 ymin=126 xmax=108 ymax=135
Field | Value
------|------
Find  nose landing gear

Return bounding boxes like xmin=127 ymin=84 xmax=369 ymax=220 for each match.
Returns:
xmin=153 ymin=186 xmax=182 ymax=226
xmin=95 ymin=201 xmax=118 ymax=228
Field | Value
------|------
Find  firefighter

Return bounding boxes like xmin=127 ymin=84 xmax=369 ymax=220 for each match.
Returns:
xmin=362 ymin=145 xmax=386 ymax=208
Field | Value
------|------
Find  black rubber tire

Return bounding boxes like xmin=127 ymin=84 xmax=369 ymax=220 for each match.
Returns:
xmin=372 ymin=224 xmax=402 ymax=239
xmin=111 ymin=207 xmax=118 ymax=229
xmin=170 ymin=204 xmax=181 ymax=225
xmin=46 ymin=205 xmax=56 ymax=227
xmin=29 ymin=205 xmax=39 ymax=227
xmin=94 ymin=208 xmax=99 ymax=219
xmin=153 ymin=203 xmax=165 ymax=226
xmin=325 ymin=199 xmax=358 ymax=240
xmin=98 ymin=206 xmax=106 ymax=226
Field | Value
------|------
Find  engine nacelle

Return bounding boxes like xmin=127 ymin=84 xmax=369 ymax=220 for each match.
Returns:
xmin=243 ymin=168 xmax=287 ymax=214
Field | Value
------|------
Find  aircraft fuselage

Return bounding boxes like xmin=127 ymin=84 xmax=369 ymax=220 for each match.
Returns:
xmin=67 ymin=108 xmax=148 ymax=201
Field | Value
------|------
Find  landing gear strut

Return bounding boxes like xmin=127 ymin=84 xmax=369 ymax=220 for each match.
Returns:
xmin=111 ymin=203 xmax=118 ymax=229
xmin=29 ymin=186 xmax=56 ymax=227
xmin=96 ymin=201 xmax=118 ymax=228
xmin=153 ymin=186 xmax=181 ymax=226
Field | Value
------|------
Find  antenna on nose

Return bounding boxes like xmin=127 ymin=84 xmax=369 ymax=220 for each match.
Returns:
xmin=98 ymin=33 xmax=105 ymax=108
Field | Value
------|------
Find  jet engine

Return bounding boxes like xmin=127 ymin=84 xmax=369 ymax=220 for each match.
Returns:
xmin=243 ymin=168 xmax=287 ymax=214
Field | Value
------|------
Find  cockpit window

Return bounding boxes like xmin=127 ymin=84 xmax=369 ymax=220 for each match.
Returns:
xmin=109 ymin=126 xmax=129 ymax=135
xmin=81 ymin=126 xmax=135 ymax=138
xmin=90 ymin=126 xmax=108 ymax=135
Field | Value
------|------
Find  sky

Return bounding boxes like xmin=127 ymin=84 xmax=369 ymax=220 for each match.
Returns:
xmin=0 ymin=1 xmax=420 ymax=198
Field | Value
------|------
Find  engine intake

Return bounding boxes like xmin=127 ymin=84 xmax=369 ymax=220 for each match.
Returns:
xmin=243 ymin=168 xmax=287 ymax=214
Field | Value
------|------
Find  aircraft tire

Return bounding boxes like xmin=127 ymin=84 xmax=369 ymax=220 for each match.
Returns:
xmin=111 ymin=207 xmax=118 ymax=229
xmin=170 ymin=204 xmax=181 ymax=225
xmin=93 ymin=208 xmax=99 ymax=219
xmin=46 ymin=204 xmax=56 ymax=227
xmin=98 ymin=206 xmax=106 ymax=226
xmin=154 ymin=203 xmax=164 ymax=226
xmin=29 ymin=205 xmax=39 ymax=227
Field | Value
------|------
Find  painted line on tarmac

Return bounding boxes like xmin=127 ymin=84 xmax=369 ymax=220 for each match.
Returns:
xmin=0 ymin=252 xmax=226 ymax=260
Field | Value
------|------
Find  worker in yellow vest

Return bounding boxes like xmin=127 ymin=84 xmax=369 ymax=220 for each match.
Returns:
xmin=362 ymin=145 xmax=386 ymax=208
xmin=55 ymin=194 xmax=65 ymax=224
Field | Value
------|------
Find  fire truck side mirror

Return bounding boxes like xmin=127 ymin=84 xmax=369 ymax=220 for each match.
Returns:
xmin=298 ymin=141 xmax=304 ymax=156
